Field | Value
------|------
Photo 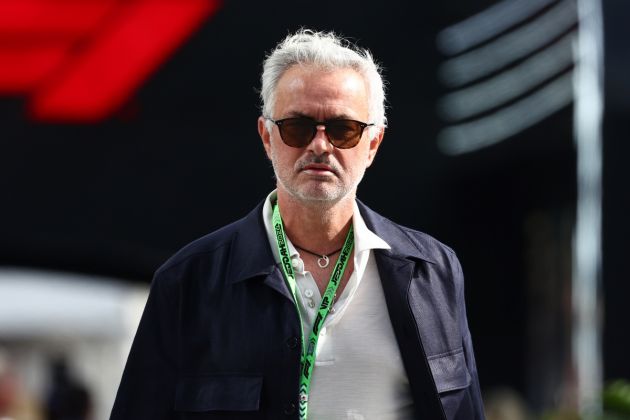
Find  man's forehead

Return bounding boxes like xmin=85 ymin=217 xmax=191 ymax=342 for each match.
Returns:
xmin=272 ymin=65 xmax=370 ymax=119
xmin=278 ymin=65 xmax=365 ymax=88
xmin=276 ymin=68 xmax=368 ymax=102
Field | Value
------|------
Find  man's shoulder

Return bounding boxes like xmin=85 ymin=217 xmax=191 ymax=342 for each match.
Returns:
xmin=155 ymin=204 xmax=262 ymax=277
xmin=396 ymin=223 xmax=457 ymax=257
xmin=357 ymin=200 xmax=457 ymax=262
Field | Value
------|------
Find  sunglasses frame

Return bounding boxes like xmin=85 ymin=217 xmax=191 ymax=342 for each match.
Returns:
xmin=266 ymin=117 xmax=375 ymax=149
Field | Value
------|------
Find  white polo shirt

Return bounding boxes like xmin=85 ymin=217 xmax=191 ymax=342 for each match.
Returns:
xmin=263 ymin=191 xmax=414 ymax=420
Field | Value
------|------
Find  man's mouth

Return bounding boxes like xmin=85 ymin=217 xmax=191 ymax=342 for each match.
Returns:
xmin=301 ymin=163 xmax=336 ymax=176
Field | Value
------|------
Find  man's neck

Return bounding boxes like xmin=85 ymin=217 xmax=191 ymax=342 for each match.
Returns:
xmin=276 ymin=189 xmax=354 ymax=254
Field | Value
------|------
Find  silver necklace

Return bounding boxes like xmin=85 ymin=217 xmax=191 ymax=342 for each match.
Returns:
xmin=294 ymin=245 xmax=343 ymax=268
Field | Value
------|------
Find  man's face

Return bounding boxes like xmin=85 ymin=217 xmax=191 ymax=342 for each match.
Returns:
xmin=258 ymin=65 xmax=384 ymax=205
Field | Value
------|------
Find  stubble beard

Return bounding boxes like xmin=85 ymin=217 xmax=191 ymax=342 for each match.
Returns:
xmin=270 ymin=147 xmax=366 ymax=209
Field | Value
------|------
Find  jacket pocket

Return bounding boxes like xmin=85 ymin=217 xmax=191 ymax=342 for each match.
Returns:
xmin=428 ymin=348 xmax=471 ymax=393
xmin=175 ymin=374 xmax=263 ymax=412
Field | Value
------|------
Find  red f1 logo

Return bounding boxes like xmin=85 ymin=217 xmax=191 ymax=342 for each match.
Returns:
xmin=0 ymin=0 xmax=222 ymax=122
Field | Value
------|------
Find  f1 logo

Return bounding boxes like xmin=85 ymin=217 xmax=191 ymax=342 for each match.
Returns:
xmin=0 ymin=0 xmax=222 ymax=122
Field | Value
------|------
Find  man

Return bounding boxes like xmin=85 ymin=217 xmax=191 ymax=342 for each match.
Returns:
xmin=110 ymin=30 xmax=484 ymax=420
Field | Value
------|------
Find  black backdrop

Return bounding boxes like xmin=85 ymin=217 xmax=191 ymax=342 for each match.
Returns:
xmin=1 ymin=0 xmax=628 ymax=410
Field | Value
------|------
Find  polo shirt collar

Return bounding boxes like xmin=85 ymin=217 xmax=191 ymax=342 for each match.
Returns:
xmin=230 ymin=193 xmax=437 ymax=284
xmin=261 ymin=190 xmax=390 ymax=265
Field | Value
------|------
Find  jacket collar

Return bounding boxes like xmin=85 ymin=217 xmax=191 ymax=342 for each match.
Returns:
xmin=355 ymin=199 xmax=437 ymax=265
xmin=229 ymin=198 xmax=436 ymax=284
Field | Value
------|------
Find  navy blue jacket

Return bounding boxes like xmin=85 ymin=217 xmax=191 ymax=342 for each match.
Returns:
xmin=110 ymin=200 xmax=485 ymax=420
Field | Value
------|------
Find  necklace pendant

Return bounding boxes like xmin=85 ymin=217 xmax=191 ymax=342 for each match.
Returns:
xmin=317 ymin=255 xmax=330 ymax=268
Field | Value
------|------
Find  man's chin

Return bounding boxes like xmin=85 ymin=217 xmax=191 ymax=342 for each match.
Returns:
xmin=290 ymin=187 xmax=352 ymax=206
xmin=276 ymin=176 xmax=354 ymax=205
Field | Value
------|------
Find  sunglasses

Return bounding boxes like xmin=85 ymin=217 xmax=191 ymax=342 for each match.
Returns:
xmin=266 ymin=117 xmax=375 ymax=149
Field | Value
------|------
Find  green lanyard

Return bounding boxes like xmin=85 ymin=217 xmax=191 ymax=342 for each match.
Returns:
xmin=272 ymin=203 xmax=354 ymax=420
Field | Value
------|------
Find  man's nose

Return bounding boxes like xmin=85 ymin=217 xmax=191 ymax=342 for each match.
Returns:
xmin=308 ymin=125 xmax=333 ymax=154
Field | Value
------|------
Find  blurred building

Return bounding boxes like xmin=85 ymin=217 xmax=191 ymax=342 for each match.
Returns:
xmin=0 ymin=269 xmax=147 ymax=420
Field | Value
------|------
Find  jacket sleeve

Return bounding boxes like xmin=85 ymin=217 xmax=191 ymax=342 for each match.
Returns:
xmin=454 ymin=256 xmax=486 ymax=420
xmin=110 ymin=269 xmax=179 ymax=420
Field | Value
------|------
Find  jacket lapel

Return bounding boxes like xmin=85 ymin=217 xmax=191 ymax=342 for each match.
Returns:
xmin=228 ymin=202 xmax=293 ymax=302
xmin=358 ymin=201 xmax=447 ymax=420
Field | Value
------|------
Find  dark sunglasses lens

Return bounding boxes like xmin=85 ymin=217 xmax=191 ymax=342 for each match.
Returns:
xmin=279 ymin=119 xmax=314 ymax=147
xmin=326 ymin=120 xmax=362 ymax=148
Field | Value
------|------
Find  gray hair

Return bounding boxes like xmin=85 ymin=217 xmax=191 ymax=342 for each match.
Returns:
xmin=260 ymin=29 xmax=387 ymax=135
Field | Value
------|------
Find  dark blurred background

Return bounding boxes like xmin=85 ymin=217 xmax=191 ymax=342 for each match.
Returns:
xmin=1 ymin=0 xmax=628 ymax=419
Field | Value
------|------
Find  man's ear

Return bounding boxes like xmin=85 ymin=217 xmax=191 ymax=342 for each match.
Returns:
xmin=258 ymin=116 xmax=272 ymax=160
xmin=366 ymin=126 xmax=385 ymax=168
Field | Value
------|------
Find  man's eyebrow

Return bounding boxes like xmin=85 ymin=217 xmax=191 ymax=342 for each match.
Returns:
xmin=283 ymin=111 xmax=354 ymax=120
xmin=285 ymin=111 xmax=311 ymax=118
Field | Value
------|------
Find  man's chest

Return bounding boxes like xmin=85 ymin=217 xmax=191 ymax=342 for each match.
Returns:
xmin=295 ymin=253 xmax=414 ymax=419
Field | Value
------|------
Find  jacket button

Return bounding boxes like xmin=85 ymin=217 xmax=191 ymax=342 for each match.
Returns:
xmin=286 ymin=336 xmax=299 ymax=349
xmin=283 ymin=402 xmax=296 ymax=415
